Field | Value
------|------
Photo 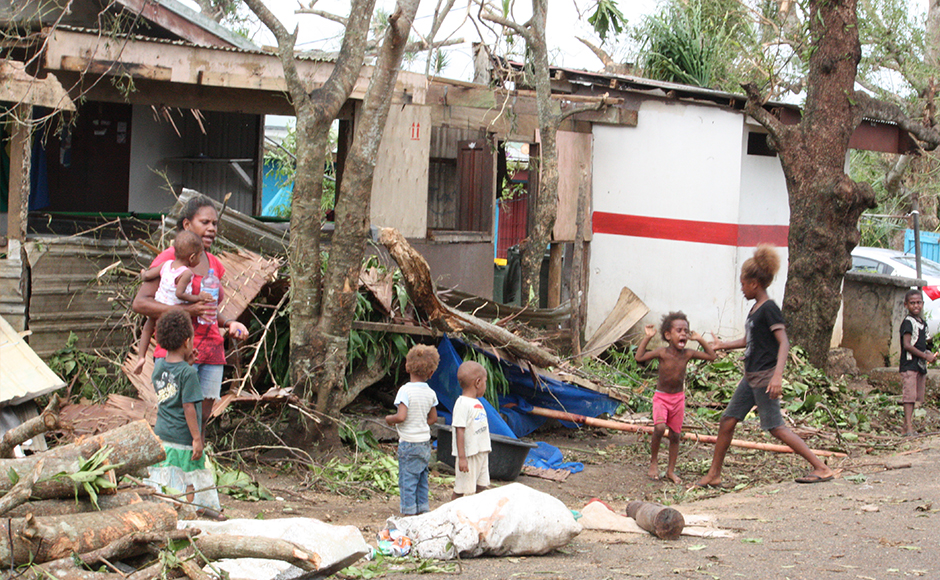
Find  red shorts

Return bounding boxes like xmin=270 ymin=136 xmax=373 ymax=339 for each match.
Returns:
xmin=652 ymin=391 xmax=685 ymax=435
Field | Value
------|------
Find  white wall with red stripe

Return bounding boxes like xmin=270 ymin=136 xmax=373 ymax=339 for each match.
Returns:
xmin=586 ymin=98 xmax=796 ymax=344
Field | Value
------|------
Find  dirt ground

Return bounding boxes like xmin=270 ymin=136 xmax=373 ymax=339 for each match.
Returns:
xmin=213 ymin=418 xmax=940 ymax=580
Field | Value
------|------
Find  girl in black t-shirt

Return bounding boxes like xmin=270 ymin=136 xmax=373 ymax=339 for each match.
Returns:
xmin=695 ymin=245 xmax=836 ymax=488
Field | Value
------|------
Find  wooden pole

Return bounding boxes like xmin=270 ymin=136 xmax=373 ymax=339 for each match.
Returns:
xmin=527 ymin=406 xmax=847 ymax=458
xmin=7 ymin=104 xmax=31 ymax=242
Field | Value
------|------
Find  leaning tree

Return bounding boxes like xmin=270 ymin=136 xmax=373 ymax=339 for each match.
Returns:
xmin=742 ymin=0 xmax=940 ymax=367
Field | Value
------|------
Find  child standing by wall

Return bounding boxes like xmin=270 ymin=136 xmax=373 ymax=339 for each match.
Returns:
xmin=899 ymin=289 xmax=936 ymax=436
xmin=145 ymin=309 xmax=221 ymax=513
xmin=385 ymin=344 xmax=441 ymax=515
xmin=635 ymin=312 xmax=716 ymax=483
xmin=451 ymin=361 xmax=491 ymax=500
xmin=133 ymin=231 xmax=212 ymax=374
xmin=696 ymin=245 xmax=835 ymax=487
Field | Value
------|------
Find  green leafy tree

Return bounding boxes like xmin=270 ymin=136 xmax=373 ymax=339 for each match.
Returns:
xmin=633 ymin=0 xmax=747 ymax=90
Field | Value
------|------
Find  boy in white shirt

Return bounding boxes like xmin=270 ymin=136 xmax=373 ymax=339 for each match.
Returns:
xmin=385 ymin=345 xmax=440 ymax=515
xmin=451 ymin=361 xmax=491 ymax=499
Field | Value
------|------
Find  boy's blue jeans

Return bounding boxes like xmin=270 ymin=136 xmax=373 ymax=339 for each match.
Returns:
xmin=397 ymin=440 xmax=432 ymax=515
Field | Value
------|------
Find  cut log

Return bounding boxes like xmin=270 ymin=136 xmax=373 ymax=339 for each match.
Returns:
xmin=0 ymin=420 xmax=165 ymax=498
xmin=0 ymin=394 xmax=61 ymax=458
xmin=526 ymin=406 xmax=847 ymax=458
xmin=0 ymin=456 xmax=118 ymax=500
xmin=380 ymin=227 xmax=563 ymax=369
xmin=4 ymin=492 xmax=143 ymax=518
xmin=0 ymin=500 xmax=178 ymax=566
xmin=22 ymin=564 xmax=123 ymax=580
xmin=626 ymin=500 xmax=685 ymax=540
xmin=43 ymin=420 xmax=165 ymax=469
xmin=38 ymin=530 xmax=198 ymax=578
xmin=0 ymin=457 xmax=45 ymax=516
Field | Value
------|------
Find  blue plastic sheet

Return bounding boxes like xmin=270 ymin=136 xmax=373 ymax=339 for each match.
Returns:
xmin=524 ymin=441 xmax=584 ymax=473
xmin=428 ymin=336 xmax=517 ymax=438
xmin=428 ymin=335 xmax=621 ymax=461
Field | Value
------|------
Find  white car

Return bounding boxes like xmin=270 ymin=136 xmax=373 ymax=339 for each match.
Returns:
xmin=850 ymin=246 xmax=940 ymax=334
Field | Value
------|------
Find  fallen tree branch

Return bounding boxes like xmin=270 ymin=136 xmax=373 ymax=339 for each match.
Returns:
xmin=526 ymin=406 xmax=847 ymax=458
xmin=0 ymin=394 xmax=62 ymax=458
xmin=379 ymin=227 xmax=564 ymax=369
xmin=0 ymin=457 xmax=45 ymax=516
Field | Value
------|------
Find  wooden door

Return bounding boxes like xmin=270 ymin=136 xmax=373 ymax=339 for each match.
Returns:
xmin=456 ymin=139 xmax=493 ymax=232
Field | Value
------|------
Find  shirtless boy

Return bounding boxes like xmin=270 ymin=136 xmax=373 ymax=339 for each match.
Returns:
xmin=635 ymin=312 xmax=716 ymax=483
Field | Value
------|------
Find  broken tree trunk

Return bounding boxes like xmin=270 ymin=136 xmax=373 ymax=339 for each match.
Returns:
xmin=0 ymin=394 xmax=61 ymax=458
xmin=0 ymin=500 xmax=178 ymax=566
xmin=626 ymin=500 xmax=685 ymax=540
xmin=379 ymin=227 xmax=564 ymax=369
xmin=527 ymin=406 xmax=847 ymax=458
xmin=4 ymin=492 xmax=143 ymax=519
xmin=0 ymin=420 xmax=165 ymax=498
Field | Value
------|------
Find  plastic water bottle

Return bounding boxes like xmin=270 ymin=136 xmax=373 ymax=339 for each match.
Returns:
xmin=198 ymin=268 xmax=220 ymax=326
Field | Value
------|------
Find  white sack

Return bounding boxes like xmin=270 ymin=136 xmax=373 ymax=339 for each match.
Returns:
xmin=387 ymin=483 xmax=581 ymax=560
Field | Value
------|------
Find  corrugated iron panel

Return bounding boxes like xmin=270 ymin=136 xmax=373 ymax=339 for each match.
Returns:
xmin=1 ymin=315 xmax=66 ymax=406
xmin=24 ymin=237 xmax=150 ymax=358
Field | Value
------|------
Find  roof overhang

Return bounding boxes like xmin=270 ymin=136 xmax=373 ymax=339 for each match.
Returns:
xmin=534 ymin=61 xmax=918 ymax=156
xmin=112 ymin=0 xmax=260 ymax=51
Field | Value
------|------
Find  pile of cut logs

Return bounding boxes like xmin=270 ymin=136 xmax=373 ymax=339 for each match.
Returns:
xmin=0 ymin=400 xmax=322 ymax=580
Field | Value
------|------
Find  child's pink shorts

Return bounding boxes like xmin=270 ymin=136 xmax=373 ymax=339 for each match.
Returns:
xmin=652 ymin=391 xmax=685 ymax=434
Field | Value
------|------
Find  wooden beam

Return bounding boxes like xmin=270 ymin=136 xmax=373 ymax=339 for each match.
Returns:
xmin=0 ymin=62 xmax=74 ymax=111
xmin=547 ymin=243 xmax=563 ymax=308
xmin=351 ymin=320 xmax=438 ymax=337
xmin=42 ymin=28 xmax=429 ymax=104
xmin=7 ymin=106 xmax=31 ymax=243
xmin=59 ymin=56 xmax=171 ymax=81
xmin=429 ymin=105 xmax=538 ymax=142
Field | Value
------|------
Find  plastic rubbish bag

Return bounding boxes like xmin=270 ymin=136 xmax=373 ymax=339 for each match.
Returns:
xmin=387 ymin=483 xmax=581 ymax=560
xmin=375 ymin=528 xmax=413 ymax=557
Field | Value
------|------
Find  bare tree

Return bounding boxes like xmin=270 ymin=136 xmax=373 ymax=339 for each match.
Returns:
xmin=242 ymin=0 xmax=424 ymax=446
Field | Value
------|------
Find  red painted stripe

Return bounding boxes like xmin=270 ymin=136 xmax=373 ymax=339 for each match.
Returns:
xmin=593 ymin=212 xmax=788 ymax=247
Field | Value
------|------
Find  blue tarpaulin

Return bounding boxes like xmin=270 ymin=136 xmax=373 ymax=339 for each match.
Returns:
xmin=427 ymin=336 xmax=622 ymax=472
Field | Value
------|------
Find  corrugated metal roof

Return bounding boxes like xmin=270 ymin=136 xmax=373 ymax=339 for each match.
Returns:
xmin=52 ymin=24 xmax=337 ymax=62
xmin=0 ymin=315 xmax=66 ymax=406
xmin=149 ymin=0 xmax=260 ymax=52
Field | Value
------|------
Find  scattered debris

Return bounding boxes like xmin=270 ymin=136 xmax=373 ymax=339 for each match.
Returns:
xmin=521 ymin=465 xmax=571 ymax=482
xmin=582 ymin=286 xmax=649 ymax=356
